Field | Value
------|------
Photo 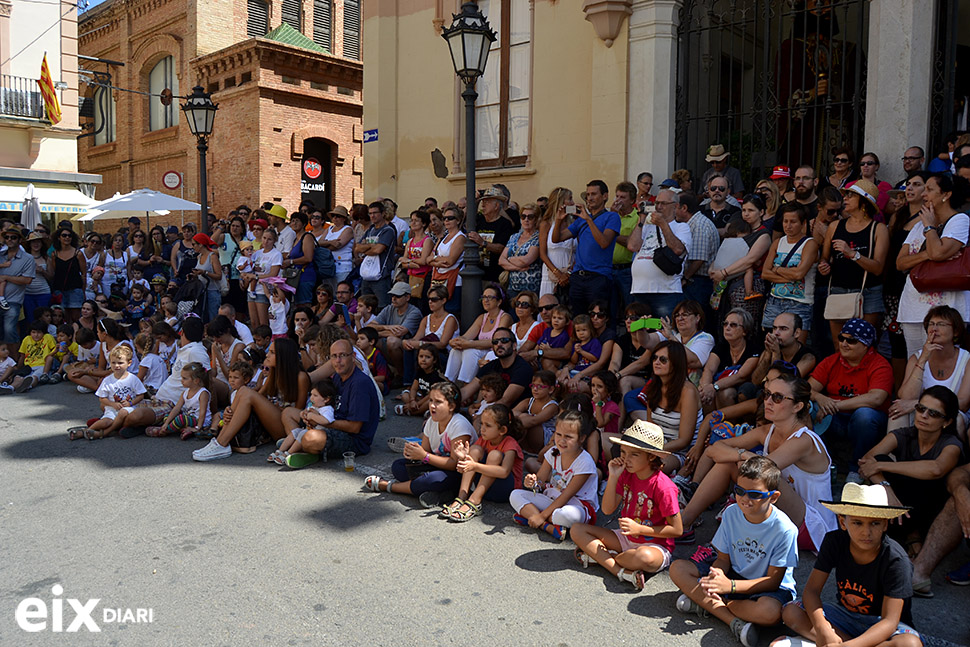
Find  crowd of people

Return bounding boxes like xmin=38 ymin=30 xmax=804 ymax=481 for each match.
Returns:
xmin=3 ymin=138 xmax=970 ymax=647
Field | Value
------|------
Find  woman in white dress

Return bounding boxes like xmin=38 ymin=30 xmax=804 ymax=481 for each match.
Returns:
xmin=538 ymin=187 xmax=577 ymax=298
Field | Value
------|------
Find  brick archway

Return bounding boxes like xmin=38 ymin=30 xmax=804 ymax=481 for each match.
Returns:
xmin=291 ymin=127 xmax=340 ymax=165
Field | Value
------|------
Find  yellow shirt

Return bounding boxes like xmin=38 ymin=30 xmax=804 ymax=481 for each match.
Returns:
xmin=19 ymin=334 xmax=56 ymax=368
xmin=612 ymin=211 xmax=639 ymax=265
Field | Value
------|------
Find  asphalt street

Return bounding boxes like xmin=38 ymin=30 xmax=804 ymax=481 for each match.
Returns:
xmin=0 ymin=385 xmax=967 ymax=646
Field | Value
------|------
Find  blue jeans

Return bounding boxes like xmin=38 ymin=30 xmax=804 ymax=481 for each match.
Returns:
xmin=21 ymin=292 xmax=51 ymax=336
xmin=205 ymin=289 xmax=222 ymax=323
xmin=633 ymin=292 xmax=683 ymax=319
xmin=683 ymin=276 xmax=716 ymax=334
xmin=1 ymin=301 xmax=22 ymax=344
xmin=362 ymin=276 xmax=393 ymax=309
xmin=611 ymin=265 xmax=633 ymax=318
xmin=821 ymin=602 xmax=919 ymax=640
xmin=569 ymin=271 xmax=613 ymax=318
xmin=391 ymin=459 xmax=461 ymax=495
xmin=819 ymin=407 xmax=886 ymax=472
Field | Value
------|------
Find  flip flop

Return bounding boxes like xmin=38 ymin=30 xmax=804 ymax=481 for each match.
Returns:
xmin=67 ymin=426 xmax=87 ymax=441
xmin=911 ymin=578 xmax=934 ymax=598
xmin=285 ymin=452 xmax=321 ymax=469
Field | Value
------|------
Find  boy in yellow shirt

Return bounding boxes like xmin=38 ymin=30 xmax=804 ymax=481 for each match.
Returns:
xmin=13 ymin=320 xmax=55 ymax=392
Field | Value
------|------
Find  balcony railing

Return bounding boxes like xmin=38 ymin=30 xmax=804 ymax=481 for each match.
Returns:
xmin=0 ymin=75 xmax=45 ymax=119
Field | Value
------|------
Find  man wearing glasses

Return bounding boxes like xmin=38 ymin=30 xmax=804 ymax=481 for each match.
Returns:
xmin=808 ymin=318 xmax=892 ymax=485
xmin=792 ymin=165 xmax=820 ymax=213
xmin=460 ymin=327 xmax=533 ymax=407
xmin=894 ymin=146 xmax=925 ymax=189
xmin=0 ymin=228 xmax=37 ymax=358
xmin=627 ymin=189 xmax=691 ymax=319
xmin=699 ymin=174 xmax=740 ymax=234
xmin=700 ymin=144 xmax=745 ymax=200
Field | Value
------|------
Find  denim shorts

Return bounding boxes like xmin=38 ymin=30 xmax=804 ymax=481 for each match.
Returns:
xmin=828 ymin=284 xmax=885 ymax=314
xmin=54 ymin=288 xmax=85 ymax=309
xmin=323 ymin=428 xmax=356 ymax=459
xmin=695 ymin=561 xmax=794 ymax=605
xmin=761 ymin=296 xmax=813 ymax=331
xmin=247 ymin=292 xmax=270 ymax=305
xmin=787 ymin=601 xmax=919 ymax=640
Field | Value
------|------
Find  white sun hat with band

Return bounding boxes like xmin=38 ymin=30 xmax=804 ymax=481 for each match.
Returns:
xmin=819 ymin=483 xmax=910 ymax=519
xmin=612 ymin=420 xmax=670 ymax=455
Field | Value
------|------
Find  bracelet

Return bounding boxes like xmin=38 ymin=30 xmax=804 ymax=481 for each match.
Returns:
xmin=730 ymin=580 xmax=736 ymax=594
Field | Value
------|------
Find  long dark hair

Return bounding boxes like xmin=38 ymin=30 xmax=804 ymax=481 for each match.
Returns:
xmin=482 ymin=403 xmax=524 ymax=441
xmin=287 ymin=305 xmax=316 ymax=340
xmin=643 ymin=340 xmax=687 ymax=410
xmin=265 ymin=337 xmax=303 ymax=404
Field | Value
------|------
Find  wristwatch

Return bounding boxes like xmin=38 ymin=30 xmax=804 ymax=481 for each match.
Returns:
xmin=713 ymin=383 xmax=720 ymax=392
xmin=537 ymin=349 xmax=544 ymax=359
xmin=923 ymin=225 xmax=936 ymax=235
xmin=852 ymin=251 xmax=861 ymax=262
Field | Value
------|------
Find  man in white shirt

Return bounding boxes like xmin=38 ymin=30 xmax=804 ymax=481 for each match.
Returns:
xmin=627 ymin=189 xmax=692 ymax=319
xmin=218 ymin=304 xmax=254 ymax=345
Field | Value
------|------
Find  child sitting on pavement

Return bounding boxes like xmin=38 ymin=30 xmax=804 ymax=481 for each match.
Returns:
xmin=571 ymin=420 xmax=683 ymax=590
xmin=69 ymin=344 xmax=146 ymax=440
xmin=669 ymin=455 xmax=799 ymax=647
xmin=12 ymin=320 xmax=56 ymax=392
xmin=772 ymin=483 xmax=922 ymax=647
xmin=40 ymin=324 xmax=76 ymax=385
xmin=271 ymin=379 xmax=336 ymax=465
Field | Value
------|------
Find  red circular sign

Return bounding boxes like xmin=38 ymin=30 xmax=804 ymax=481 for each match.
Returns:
xmin=303 ymin=158 xmax=322 ymax=180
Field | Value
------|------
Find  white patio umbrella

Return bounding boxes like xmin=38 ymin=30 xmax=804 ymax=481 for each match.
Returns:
xmin=20 ymin=183 xmax=41 ymax=232
xmin=78 ymin=188 xmax=200 ymax=231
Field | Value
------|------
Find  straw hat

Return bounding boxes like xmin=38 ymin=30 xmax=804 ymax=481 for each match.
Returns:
xmin=480 ymin=186 xmax=509 ymax=203
xmin=26 ymin=231 xmax=46 ymax=242
xmin=705 ymin=144 xmax=730 ymax=162
xmin=328 ymin=205 xmax=350 ymax=219
xmin=819 ymin=483 xmax=910 ymax=519
xmin=611 ymin=420 xmax=670 ymax=455
xmin=842 ymin=179 xmax=879 ymax=207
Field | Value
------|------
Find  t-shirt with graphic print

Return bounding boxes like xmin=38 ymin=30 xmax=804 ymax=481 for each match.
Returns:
xmin=712 ymin=503 xmax=799 ymax=596
xmin=615 ymin=469 xmax=680 ymax=550
xmin=95 ymin=371 xmax=147 ymax=407
xmin=814 ymin=528 xmax=914 ymax=626
xmin=19 ymin=333 xmax=56 ymax=368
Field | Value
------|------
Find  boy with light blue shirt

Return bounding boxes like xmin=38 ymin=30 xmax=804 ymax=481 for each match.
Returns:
xmin=670 ymin=455 xmax=799 ymax=647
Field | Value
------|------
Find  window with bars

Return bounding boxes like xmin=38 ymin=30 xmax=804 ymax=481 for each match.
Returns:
xmin=148 ymin=56 xmax=178 ymax=131
xmin=473 ymin=0 xmax=530 ymax=167
xmin=313 ymin=0 xmax=332 ymax=51
xmin=343 ymin=0 xmax=360 ymax=60
xmin=247 ymin=0 xmax=269 ymax=37
xmin=282 ymin=0 xmax=301 ymax=33
xmin=93 ymin=86 xmax=116 ymax=145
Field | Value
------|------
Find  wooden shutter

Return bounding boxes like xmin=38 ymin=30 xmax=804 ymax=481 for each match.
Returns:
xmin=247 ymin=0 xmax=269 ymax=37
xmin=343 ymin=0 xmax=360 ymax=60
xmin=313 ymin=0 xmax=332 ymax=51
xmin=282 ymin=0 xmax=301 ymax=32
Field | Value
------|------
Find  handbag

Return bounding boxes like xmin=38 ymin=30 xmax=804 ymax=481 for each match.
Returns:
xmin=823 ymin=224 xmax=873 ymax=320
xmin=651 ymin=226 xmax=684 ymax=276
xmin=429 ymin=266 xmax=460 ymax=298
xmin=360 ymin=254 xmax=382 ymax=281
xmin=910 ymin=225 xmax=970 ymax=292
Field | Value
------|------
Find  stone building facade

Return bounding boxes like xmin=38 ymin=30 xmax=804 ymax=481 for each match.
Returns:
xmin=78 ymin=0 xmax=363 ymax=223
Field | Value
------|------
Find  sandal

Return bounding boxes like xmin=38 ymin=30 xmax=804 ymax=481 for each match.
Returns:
xmin=67 ymin=426 xmax=87 ymax=441
xmin=145 ymin=426 xmax=167 ymax=438
xmin=364 ymin=475 xmax=394 ymax=492
xmin=267 ymin=450 xmax=281 ymax=463
xmin=179 ymin=427 xmax=196 ymax=441
xmin=912 ymin=578 xmax=934 ymax=598
xmin=617 ymin=568 xmax=647 ymax=591
xmin=574 ymin=546 xmax=591 ymax=569
xmin=439 ymin=498 xmax=464 ymax=519
xmin=84 ymin=429 xmax=103 ymax=440
xmin=449 ymin=500 xmax=482 ymax=522
xmin=394 ymin=404 xmax=405 ymax=416
xmin=273 ymin=451 xmax=290 ymax=466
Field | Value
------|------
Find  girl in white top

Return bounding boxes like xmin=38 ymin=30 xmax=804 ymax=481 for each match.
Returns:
xmin=363 ymin=381 xmax=477 ymax=498
xmin=102 ymin=234 xmax=130 ymax=296
xmin=207 ymin=316 xmax=246 ymax=384
xmin=133 ymin=333 xmax=167 ymax=393
xmin=538 ymin=187 xmax=577 ymax=298
xmin=510 ymin=405 xmax=599 ymax=540
xmin=678 ymin=374 xmax=835 ymax=551
xmin=148 ymin=362 xmax=212 ymax=440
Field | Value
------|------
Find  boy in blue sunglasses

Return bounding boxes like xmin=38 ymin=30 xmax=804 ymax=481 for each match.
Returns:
xmin=670 ymin=456 xmax=799 ymax=647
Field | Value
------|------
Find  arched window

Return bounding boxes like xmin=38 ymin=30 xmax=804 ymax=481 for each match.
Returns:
xmin=93 ymin=86 xmax=116 ymax=145
xmin=148 ymin=56 xmax=179 ymax=131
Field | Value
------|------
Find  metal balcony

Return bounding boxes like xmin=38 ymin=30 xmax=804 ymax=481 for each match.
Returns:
xmin=0 ymin=74 xmax=45 ymax=119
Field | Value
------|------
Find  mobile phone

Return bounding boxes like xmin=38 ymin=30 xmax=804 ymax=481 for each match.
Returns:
xmin=565 ymin=205 xmax=578 ymax=215
xmin=341 ymin=303 xmax=352 ymax=327
xmin=629 ymin=317 xmax=663 ymax=332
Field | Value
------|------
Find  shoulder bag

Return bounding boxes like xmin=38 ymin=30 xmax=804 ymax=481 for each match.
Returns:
xmin=909 ymin=220 xmax=970 ymax=292
xmin=651 ymin=225 xmax=684 ymax=276
xmin=823 ymin=224 xmax=874 ymax=320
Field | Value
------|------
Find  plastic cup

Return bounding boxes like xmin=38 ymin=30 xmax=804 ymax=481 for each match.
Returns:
xmin=343 ymin=451 xmax=355 ymax=472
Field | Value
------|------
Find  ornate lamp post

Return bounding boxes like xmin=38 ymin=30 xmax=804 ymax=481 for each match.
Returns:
xmin=442 ymin=2 xmax=496 ymax=330
xmin=180 ymin=86 xmax=218 ymax=235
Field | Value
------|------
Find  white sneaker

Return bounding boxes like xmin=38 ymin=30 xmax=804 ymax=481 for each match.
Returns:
xmin=77 ymin=385 xmax=94 ymax=394
xmin=192 ymin=439 xmax=231 ymax=462
xmin=731 ymin=618 xmax=758 ymax=647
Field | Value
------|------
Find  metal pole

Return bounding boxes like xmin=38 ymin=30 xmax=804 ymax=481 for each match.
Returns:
xmin=198 ymin=138 xmax=209 ymax=236
xmin=459 ymin=81 xmax=483 ymax=331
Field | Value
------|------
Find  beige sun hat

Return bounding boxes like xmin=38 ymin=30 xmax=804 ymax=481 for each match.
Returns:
xmin=611 ymin=420 xmax=670 ymax=455
xmin=705 ymin=144 xmax=730 ymax=162
xmin=841 ymin=179 xmax=879 ymax=207
xmin=819 ymin=482 xmax=910 ymax=519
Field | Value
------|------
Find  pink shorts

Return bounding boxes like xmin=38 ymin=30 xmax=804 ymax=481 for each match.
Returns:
xmin=611 ymin=530 xmax=673 ymax=570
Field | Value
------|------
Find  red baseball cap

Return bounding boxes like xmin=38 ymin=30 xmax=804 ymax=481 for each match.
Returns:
xmin=769 ymin=166 xmax=791 ymax=180
xmin=192 ymin=233 xmax=216 ymax=248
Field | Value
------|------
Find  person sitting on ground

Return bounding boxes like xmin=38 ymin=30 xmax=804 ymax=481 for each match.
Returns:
xmin=444 ymin=283 xmax=512 ymax=385
xmin=369 ymin=281 xmax=422 ymax=381
xmin=364 ymin=380 xmax=476 ymax=507
xmin=458 ymin=327 xmax=533 ymax=407
xmin=651 ymin=299 xmax=716 ymax=386
xmin=514 ymin=369 xmax=560 ymax=461
xmin=775 ymin=483 xmax=922 ymax=647
xmin=519 ymin=294 xmax=574 ymax=369
xmin=910 ymin=461 xmax=970 ymax=597
xmin=441 ymin=404 xmax=525 ymax=522
xmin=750 ymin=313 xmax=816 ymax=387
xmin=11 ymin=320 xmax=56 ymax=393
xmin=858 ymin=385 xmax=965 ymax=557
xmin=624 ymin=340 xmax=702 ymax=475
xmin=571 ymin=420 xmax=683 ymax=591
xmin=356 ymin=326 xmax=389 ymax=395
xmin=699 ymin=308 xmax=761 ymax=410
xmin=471 ymin=373 xmax=506 ymax=428
xmin=557 ymin=314 xmax=602 ymax=392
xmin=528 ymin=304 xmax=573 ymax=372
xmin=677 ymin=374 xmax=836 ymax=551
xmin=670 ymin=456 xmax=799 ymax=647
xmin=288 ymin=338 xmax=380 ymax=468
xmin=207 ymin=360 xmax=254 ymax=438
xmin=271 ymin=379 xmax=336 ymax=466
xmin=147 ymin=361 xmax=211 ymax=440
xmin=68 ymin=344 xmax=146 ymax=440
xmin=396 ymin=343 xmax=445 ymax=417
xmin=809 ymin=318 xmax=893 ymax=484
xmin=609 ymin=301 xmax=654 ymax=399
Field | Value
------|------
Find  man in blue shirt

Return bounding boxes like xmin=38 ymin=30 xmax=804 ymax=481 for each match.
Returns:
xmin=551 ymin=180 xmax=620 ymax=317
xmin=0 ymin=227 xmax=37 ymax=359
xmin=357 ymin=201 xmax=398 ymax=309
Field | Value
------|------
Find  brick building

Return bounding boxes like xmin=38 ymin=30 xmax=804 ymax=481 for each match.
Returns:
xmin=78 ymin=0 xmax=363 ymax=225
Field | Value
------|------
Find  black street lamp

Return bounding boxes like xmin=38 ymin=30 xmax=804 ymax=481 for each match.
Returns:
xmin=442 ymin=2 xmax=496 ymax=330
xmin=181 ymin=86 xmax=218 ymax=235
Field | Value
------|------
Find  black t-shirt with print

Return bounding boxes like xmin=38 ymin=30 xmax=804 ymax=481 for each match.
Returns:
xmin=476 ymin=215 xmax=516 ymax=282
xmin=710 ymin=340 xmax=761 ymax=379
xmin=814 ymin=529 xmax=914 ymax=626
xmin=478 ymin=355 xmax=533 ymax=394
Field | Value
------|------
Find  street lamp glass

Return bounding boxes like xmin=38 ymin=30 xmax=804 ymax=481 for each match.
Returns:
xmin=180 ymin=86 xmax=217 ymax=138
xmin=442 ymin=3 xmax=496 ymax=82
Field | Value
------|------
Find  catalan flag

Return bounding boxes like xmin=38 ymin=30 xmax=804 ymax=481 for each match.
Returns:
xmin=38 ymin=53 xmax=61 ymax=125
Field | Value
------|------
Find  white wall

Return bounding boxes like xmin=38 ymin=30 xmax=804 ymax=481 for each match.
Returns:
xmin=8 ymin=0 xmax=62 ymax=79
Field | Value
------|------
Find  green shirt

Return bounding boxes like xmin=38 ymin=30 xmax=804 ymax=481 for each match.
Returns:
xmin=612 ymin=211 xmax=639 ymax=265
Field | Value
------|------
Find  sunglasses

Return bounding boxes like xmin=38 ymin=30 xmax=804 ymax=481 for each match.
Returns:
xmin=732 ymin=484 xmax=777 ymax=500
xmin=514 ymin=301 xmax=533 ymax=309
xmin=653 ymin=355 xmax=669 ymax=365
xmin=834 ymin=157 xmax=850 ymax=164
xmin=428 ymin=296 xmax=444 ymax=303
xmin=589 ymin=311 xmax=607 ymax=318
xmin=901 ymin=156 xmax=922 ymax=162
xmin=860 ymin=161 xmax=877 ymax=166
xmin=826 ymin=208 xmax=843 ymax=216
xmin=491 ymin=337 xmax=513 ymax=346
xmin=443 ymin=216 xmax=458 ymax=222
xmin=723 ymin=321 xmax=741 ymax=329
xmin=60 ymin=232 xmax=73 ymax=238
xmin=709 ymin=186 xmax=727 ymax=192
xmin=914 ymin=402 xmax=946 ymax=419
xmin=2 ymin=235 xmax=20 ymax=241
xmin=837 ymin=334 xmax=862 ymax=345
xmin=539 ymin=304 xmax=556 ymax=311
xmin=763 ymin=389 xmax=795 ymax=404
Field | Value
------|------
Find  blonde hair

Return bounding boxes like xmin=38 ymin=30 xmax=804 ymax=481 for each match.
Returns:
xmin=541 ymin=187 xmax=573 ymax=227
xmin=755 ymin=180 xmax=781 ymax=217
xmin=134 ymin=332 xmax=154 ymax=357
xmin=108 ymin=344 xmax=133 ymax=362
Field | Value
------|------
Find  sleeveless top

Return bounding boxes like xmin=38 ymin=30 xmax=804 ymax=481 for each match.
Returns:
xmin=102 ymin=249 xmax=129 ymax=294
xmin=80 ymin=248 xmax=100 ymax=279
xmin=434 ymin=231 xmax=465 ymax=287
xmin=915 ymin=347 xmax=970 ymax=392
xmin=423 ymin=312 xmax=458 ymax=341
xmin=830 ymin=219 xmax=880 ymax=289
xmin=53 ymin=251 xmax=84 ymax=291
xmin=542 ymin=223 xmax=576 ymax=283
xmin=323 ymin=224 xmax=354 ymax=268
xmin=289 ymin=234 xmax=316 ymax=284
xmin=195 ymin=252 xmax=221 ymax=292
xmin=529 ymin=397 xmax=559 ymax=444
xmin=477 ymin=311 xmax=508 ymax=341
xmin=214 ymin=338 xmax=245 ymax=383
xmin=761 ymin=425 xmax=837 ymax=550
xmin=219 ymin=235 xmax=241 ymax=278
xmin=406 ymin=234 xmax=431 ymax=277
xmin=181 ymin=386 xmax=212 ymax=427
xmin=768 ymin=236 xmax=816 ymax=305
xmin=514 ymin=320 xmax=540 ymax=348
xmin=651 ymin=404 xmax=703 ymax=445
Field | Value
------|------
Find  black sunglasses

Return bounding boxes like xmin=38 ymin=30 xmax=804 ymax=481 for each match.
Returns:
xmin=539 ymin=304 xmax=556 ymax=311
xmin=653 ymin=355 xmax=669 ymax=365
xmin=491 ymin=337 xmax=514 ymax=346
xmin=763 ymin=389 xmax=795 ymax=404
xmin=443 ymin=216 xmax=458 ymax=221
xmin=837 ymin=334 xmax=862 ymax=345
xmin=514 ymin=301 xmax=533 ymax=309
xmin=914 ymin=402 xmax=946 ymax=419
xmin=588 ymin=311 xmax=607 ymax=318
